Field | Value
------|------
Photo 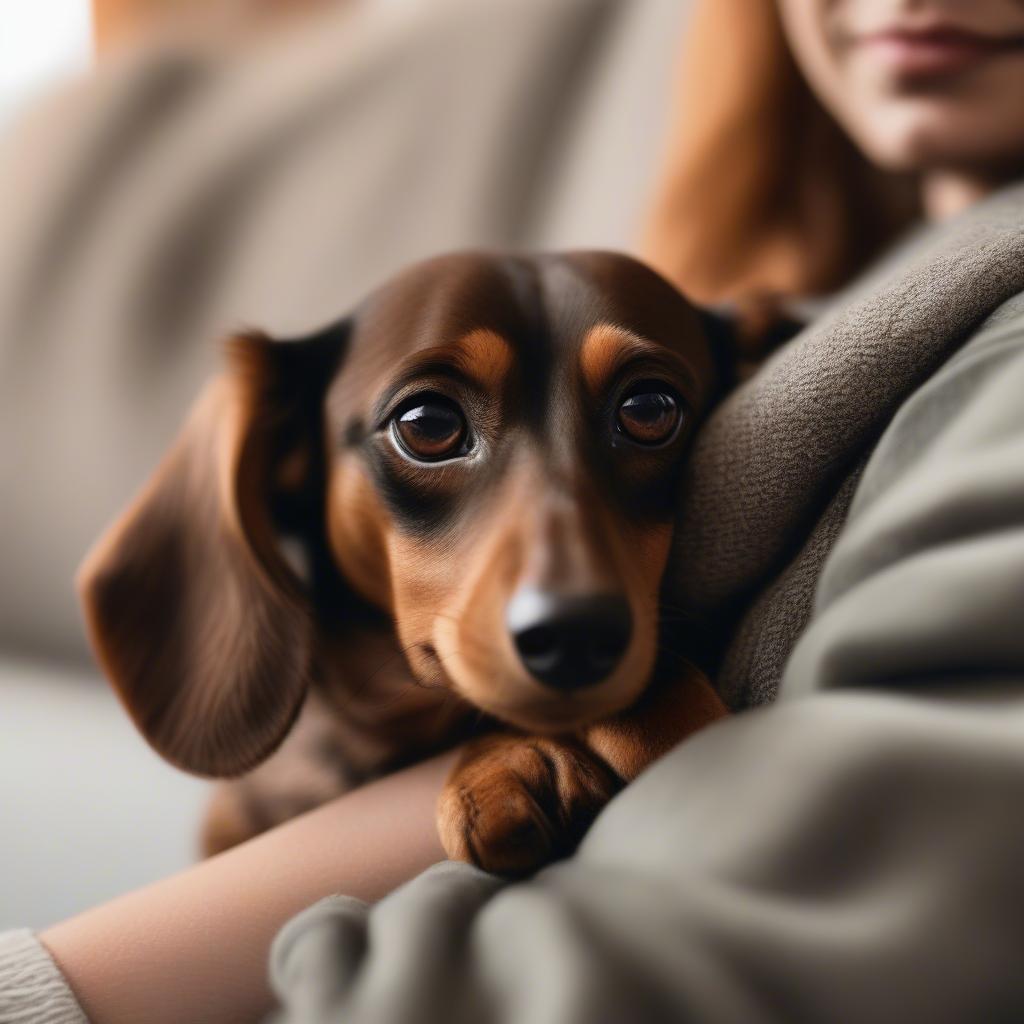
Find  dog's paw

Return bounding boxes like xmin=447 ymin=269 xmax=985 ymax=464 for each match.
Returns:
xmin=437 ymin=734 xmax=620 ymax=876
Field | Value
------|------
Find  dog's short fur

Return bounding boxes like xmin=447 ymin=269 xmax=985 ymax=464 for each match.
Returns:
xmin=79 ymin=251 xmax=728 ymax=875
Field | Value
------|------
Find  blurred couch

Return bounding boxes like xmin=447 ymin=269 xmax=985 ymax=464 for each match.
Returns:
xmin=0 ymin=0 xmax=689 ymax=927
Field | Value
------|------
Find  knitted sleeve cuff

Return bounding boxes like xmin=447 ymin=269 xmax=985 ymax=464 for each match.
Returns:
xmin=0 ymin=929 xmax=89 ymax=1024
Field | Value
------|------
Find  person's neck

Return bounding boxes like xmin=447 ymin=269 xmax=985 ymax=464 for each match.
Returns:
xmin=921 ymin=170 xmax=1012 ymax=221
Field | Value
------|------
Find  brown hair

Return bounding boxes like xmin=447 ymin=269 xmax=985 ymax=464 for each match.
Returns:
xmin=642 ymin=0 xmax=920 ymax=322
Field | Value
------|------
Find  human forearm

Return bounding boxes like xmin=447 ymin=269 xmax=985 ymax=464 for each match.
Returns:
xmin=40 ymin=750 xmax=457 ymax=1024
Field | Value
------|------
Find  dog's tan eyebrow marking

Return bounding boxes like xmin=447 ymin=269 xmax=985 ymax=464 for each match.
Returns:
xmin=448 ymin=328 xmax=514 ymax=392
xmin=388 ymin=329 xmax=514 ymax=396
xmin=372 ymin=329 xmax=515 ymax=425
xmin=579 ymin=324 xmax=693 ymax=397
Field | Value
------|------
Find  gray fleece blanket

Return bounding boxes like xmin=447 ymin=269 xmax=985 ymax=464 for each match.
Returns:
xmin=269 ymin=187 xmax=1024 ymax=1022
xmin=672 ymin=183 xmax=1024 ymax=707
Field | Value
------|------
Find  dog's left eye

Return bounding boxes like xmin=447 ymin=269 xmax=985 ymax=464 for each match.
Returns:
xmin=391 ymin=398 xmax=468 ymax=461
xmin=616 ymin=387 xmax=682 ymax=446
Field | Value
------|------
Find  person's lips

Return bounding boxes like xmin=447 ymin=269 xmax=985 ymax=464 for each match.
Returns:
xmin=852 ymin=25 xmax=1024 ymax=78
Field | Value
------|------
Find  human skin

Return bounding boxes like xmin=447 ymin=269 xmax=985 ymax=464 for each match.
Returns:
xmin=40 ymin=750 xmax=458 ymax=1024
xmin=777 ymin=0 xmax=1024 ymax=218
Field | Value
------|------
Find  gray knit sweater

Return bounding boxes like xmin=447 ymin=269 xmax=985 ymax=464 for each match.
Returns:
xmin=0 ymin=932 xmax=87 ymax=1024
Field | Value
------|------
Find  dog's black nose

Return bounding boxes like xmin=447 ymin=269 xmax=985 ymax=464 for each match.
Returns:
xmin=506 ymin=589 xmax=633 ymax=691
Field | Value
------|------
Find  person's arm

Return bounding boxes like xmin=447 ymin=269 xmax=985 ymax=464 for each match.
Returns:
xmin=39 ymin=750 xmax=456 ymax=1024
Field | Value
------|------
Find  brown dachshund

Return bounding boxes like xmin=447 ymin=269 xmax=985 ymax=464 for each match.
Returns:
xmin=78 ymin=251 xmax=729 ymax=876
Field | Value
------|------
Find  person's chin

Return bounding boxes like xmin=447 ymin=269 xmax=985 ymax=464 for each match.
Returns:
xmin=847 ymin=100 xmax=992 ymax=172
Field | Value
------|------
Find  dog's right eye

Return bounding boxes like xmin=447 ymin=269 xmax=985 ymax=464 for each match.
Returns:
xmin=391 ymin=397 xmax=468 ymax=461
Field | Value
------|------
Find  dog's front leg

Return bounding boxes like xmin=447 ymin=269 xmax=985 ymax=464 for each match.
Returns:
xmin=437 ymin=733 xmax=621 ymax=876
xmin=436 ymin=666 xmax=728 ymax=876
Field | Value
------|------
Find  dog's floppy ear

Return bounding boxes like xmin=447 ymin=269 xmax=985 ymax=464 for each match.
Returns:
xmin=78 ymin=325 xmax=345 ymax=777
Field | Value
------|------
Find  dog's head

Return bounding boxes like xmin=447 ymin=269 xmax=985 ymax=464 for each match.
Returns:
xmin=79 ymin=251 xmax=727 ymax=777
